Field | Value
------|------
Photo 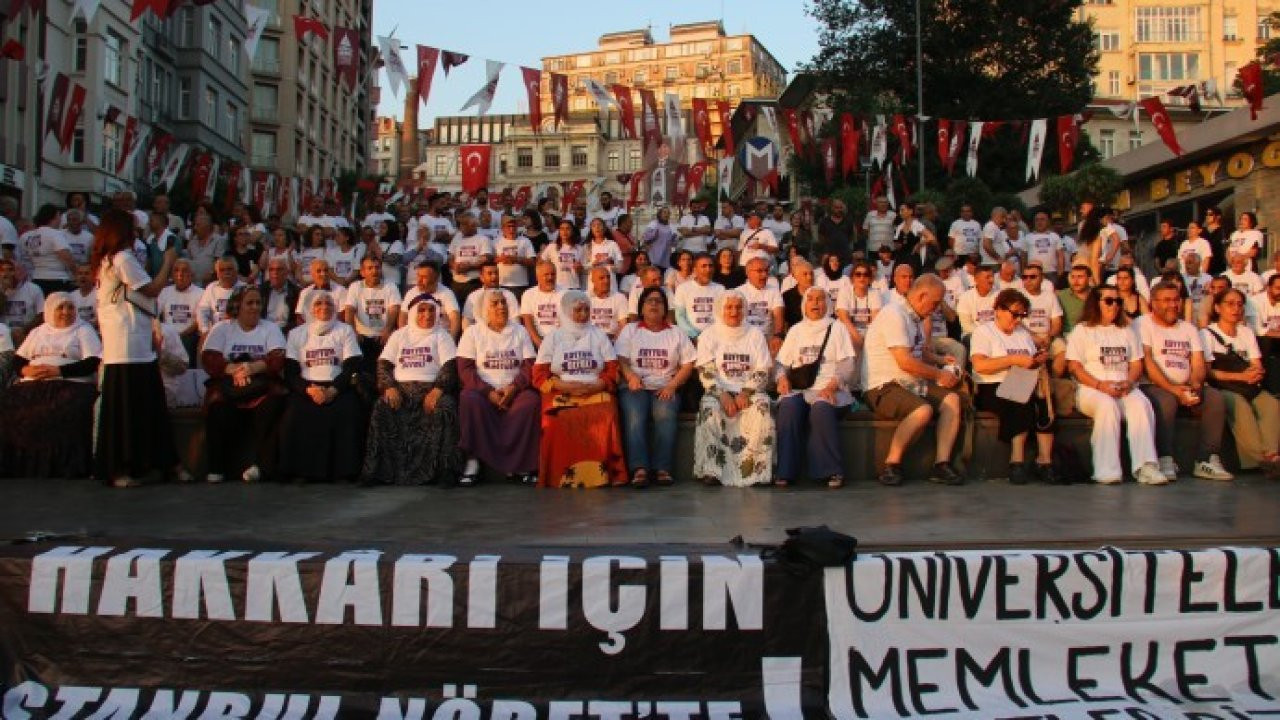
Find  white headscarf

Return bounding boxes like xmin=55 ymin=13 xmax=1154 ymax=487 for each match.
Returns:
xmin=406 ymin=294 xmax=443 ymax=344
xmin=42 ymin=293 xmax=80 ymax=336
xmin=707 ymin=288 xmax=748 ymax=343
xmin=558 ymin=289 xmax=591 ymax=341
xmin=798 ymin=285 xmax=834 ymax=331
xmin=309 ymin=293 xmax=337 ymax=336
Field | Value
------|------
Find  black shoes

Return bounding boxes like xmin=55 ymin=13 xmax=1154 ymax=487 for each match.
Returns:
xmin=928 ymin=462 xmax=965 ymax=486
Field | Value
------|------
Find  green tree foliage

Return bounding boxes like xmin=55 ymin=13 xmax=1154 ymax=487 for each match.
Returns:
xmin=1038 ymin=162 xmax=1123 ymax=212
xmin=1251 ymin=12 xmax=1280 ymax=95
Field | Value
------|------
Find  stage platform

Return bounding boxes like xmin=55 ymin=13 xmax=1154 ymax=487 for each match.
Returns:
xmin=2 ymin=473 xmax=1277 ymax=550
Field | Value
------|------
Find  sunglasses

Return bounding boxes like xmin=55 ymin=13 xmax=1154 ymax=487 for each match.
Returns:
xmin=1021 ymin=274 xmax=1040 ymax=280
xmin=1005 ymin=309 xmax=1029 ymax=319
xmin=1100 ymin=297 xmax=1121 ymax=307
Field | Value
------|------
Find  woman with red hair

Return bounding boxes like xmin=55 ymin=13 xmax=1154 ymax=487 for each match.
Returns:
xmin=92 ymin=207 xmax=187 ymax=487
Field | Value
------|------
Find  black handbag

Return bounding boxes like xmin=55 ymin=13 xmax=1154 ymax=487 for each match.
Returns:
xmin=207 ymin=353 xmax=274 ymax=404
xmin=1206 ymin=328 xmax=1262 ymax=400
xmin=784 ymin=325 xmax=833 ymax=391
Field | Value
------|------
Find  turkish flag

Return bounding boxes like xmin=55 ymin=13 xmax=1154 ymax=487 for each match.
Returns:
xmin=191 ymin=153 xmax=214 ymax=200
xmin=715 ymin=100 xmax=734 ymax=156
xmin=670 ymin=164 xmax=690 ymax=206
xmin=781 ymin=107 xmax=803 ymax=157
xmin=936 ymin=118 xmax=951 ymax=167
xmin=0 ymin=39 xmax=24 ymax=61
xmin=613 ymin=84 xmax=637 ymax=139
xmin=252 ymin=171 xmax=272 ymax=211
xmin=513 ymin=185 xmax=532 ymax=212
xmin=638 ymin=89 xmax=662 ymax=153
xmin=146 ymin=132 xmax=172 ymax=178
xmin=58 ymin=82 xmax=85 ymax=153
xmin=550 ymin=73 xmax=568 ymax=128
xmin=520 ymin=67 xmax=542 ymax=133
xmin=623 ymin=172 xmax=642 ymax=211
xmin=1139 ymin=98 xmax=1182 ymax=156
xmin=691 ymin=98 xmax=712 ymax=158
xmin=293 ymin=15 xmax=327 ymax=43
xmin=1239 ymin=61 xmax=1264 ymax=119
xmin=561 ymin=179 xmax=585 ymax=215
xmin=840 ymin=112 xmax=859 ymax=179
xmin=1056 ymin=115 xmax=1079 ymax=173
xmin=130 ymin=0 xmax=169 ymax=21
xmin=417 ymin=46 xmax=440 ymax=107
xmin=687 ymin=162 xmax=708 ymax=194
xmin=441 ymin=51 xmax=469 ymax=75
xmin=946 ymin=119 xmax=966 ymax=174
xmin=891 ymin=113 xmax=912 ymax=164
xmin=44 ymin=73 xmax=68 ymax=144
xmin=223 ymin=162 xmax=241 ymax=210
xmin=821 ymin=137 xmax=838 ymax=184
xmin=332 ymin=27 xmax=358 ymax=90
xmin=459 ymin=144 xmax=491 ymax=195
xmin=800 ymin=109 xmax=818 ymax=159
xmin=116 ymin=115 xmax=138 ymax=175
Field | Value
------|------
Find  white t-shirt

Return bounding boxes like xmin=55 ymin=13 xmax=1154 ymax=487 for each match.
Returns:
xmin=737 ymin=227 xmax=779 ymax=267
xmin=1023 ymin=231 xmax=1063 ymax=273
xmin=402 ymin=285 xmax=461 ymax=319
xmin=297 ymin=247 xmax=327 ymax=285
xmin=863 ymin=211 xmax=896 ymax=251
xmin=1201 ymin=323 xmax=1262 ymax=363
xmin=969 ymin=322 xmax=1037 ymax=384
xmin=583 ymin=239 xmax=623 ymax=272
xmin=836 ymin=285 xmax=883 ymax=330
xmin=861 ymin=300 xmax=926 ymax=391
xmin=674 ymin=280 xmax=725 ymax=332
xmin=448 ymin=234 xmax=493 ymax=282
xmin=535 ymin=326 xmax=616 ymax=384
xmin=344 ymin=281 xmax=403 ymax=337
xmin=16 ymin=323 xmax=101 ymax=376
xmin=325 ymin=245 xmax=366 ymax=281
xmin=374 ymin=240 xmax=407 ymax=289
xmin=695 ymin=325 xmax=771 ymax=393
xmin=203 ymin=319 xmax=286 ymax=361
xmin=285 ymin=322 xmax=362 ymax=383
xmin=1222 ymin=269 xmax=1264 ymax=296
xmin=816 ymin=275 xmax=849 ymax=314
xmin=1022 ymin=285 xmax=1064 ymax=337
xmin=21 ymin=227 xmax=72 ymax=281
xmin=614 ymin=323 xmax=695 ymax=390
xmin=492 ymin=235 xmax=536 ymax=288
xmin=588 ymin=291 xmax=630 ymax=336
xmin=542 ymin=243 xmax=584 ymax=290
xmin=980 ymin=220 xmax=1006 ymax=265
xmin=713 ymin=215 xmax=746 ymax=249
xmin=736 ymin=281 xmax=784 ymax=334
xmin=590 ymin=206 xmax=622 ymax=230
xmin=380 ymin=326 xmax=457 ymax=383
xmin=463 ymin=287 xmax=519 ymax=326
xmin=1065 ymin=323 xmax=1143 ymax=383
xmin=1228 ymin=229 xmax=1263 ymax=259
xmin=1183 ymin=272 xmax=1213 ymax=305
xmin=362 ymin=211 xmax=396 ymax=230
xmin=71 ymin=288 xmax=98 ymax=326
xmin=63 ymin=228 xmax=94 ymax=266
xmin=96 ymin=253 xmax=154 ymax=364
xmin=1252 ymin=294 xmax=1280 ymax=336
xmin=1177 ymin=238 xmax=1213 ymax=274
xmin=776 ymin=318 xmax=856 ymax=404
xmin=763 ymin=218 xmax=792 ymax=238
xmin=295 ymin=284 xmax=348 ymax=325
xmin=1135 ymin=316 xmax=1205 ymax=386
xmin=941 ymin=272 xmax=971 ymax=309
xmin=456 ymin=322 xmax=535 ymax=388
xmin=520 ymin=286 xmax=563 ymax=338
xmin=159 ymin=284 xmax=204 ymax=333
xmin=677 ymin=213 xmax=713 ymax=254
xmin=948 ymin=219 xmax=982 ymax=255
xmin=196 ymin=282 xmax=243 ymax=334
xmin=956 ymin=287 xmax=998 ymax=335
xmin=626 ymin=285 xmax=673 ymax=316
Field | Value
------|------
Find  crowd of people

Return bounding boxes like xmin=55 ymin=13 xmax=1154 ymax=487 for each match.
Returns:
xmin=0 ymin=187 xmax=1277 ymax=490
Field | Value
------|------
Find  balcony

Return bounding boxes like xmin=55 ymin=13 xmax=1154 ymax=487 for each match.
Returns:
xmin=251 ymin=105 xmax=279 ymax=123
xmin=251 ymin=153 xmax=276 ymax=168
xmin=252 ymin=56 xmax=281 ymax=75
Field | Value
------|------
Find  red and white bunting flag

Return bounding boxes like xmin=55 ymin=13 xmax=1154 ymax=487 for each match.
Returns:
xmin=946 ymin=120 xmax=966 ymax=175
xmin=891 ymin=113 xmax=912 ymax=164
xmin=821 ymin=137 xmax=838 ymax=184
xmin=716 ymin=100 xmax=734 ymax=156
xmin=781 ymin=107 xmax=803 ymax=157
xmin=966 ymin=121 xmax=984 ymax=177
xmin=869 ymin=119 xmax=887 ymax=168
xmin=840 ymin=112 xmax=860 ymax=179
xmin=441 ymin=51 xmax=469 ymax=75
xmin=158 ymin=143 xmax=190 ymax=192
xmin=115 ymin=115 xmax=138 ymax=175
xmin=204 ymin=156 xmax=221 ymax=203
xmin=687 ymin=162 xmax=708 ymax=192
xmin=58 ymin=82 xmax=86 ymax=153
xmin=1139 ymin=97 xmax=1183 ymax=156
xmin=800 ymin=109 xmax=818 ymax=159
xmin=550 ymin=73 xmax=569 ymax=129
xmin=671 ymin=164 xmax=691 ymax=206
xmin=417 ymin=46 xmax=440 ymax=108
xmin=252 ymin=171 xmax=272 ymax=213
xmin=243 ymin=5 xmax=269 ymax=61
xmin=190 ymin=153 xmax=214 ymax=200
xmin=520 ymin=67 xmax=542 ymax=132
xmin=0 ymin=39 xmax=24 ymax=61
xmin=561 ymin=179 xmax=585 ymax=215
xmin=1025 ymin=118 xmax=1047 ymax=181
xmin=459 ymin=60 xmax=503 ymax=116
xmin=639 ymin=89 xmax=661 ymax=152
xmin=332 ymin=27 xmax=359 ymax=91
xmin=614 ymin=84 xmax=637 ymax=139
xmin=1056 ymin=114 xmax=1079 ymax=173
xmin=459 ymin=144 xmax=491 ymax=195
xmin=43 ymin=73 xmax=68 ymax=145
xmin=583 ymin=78 xmax=615 ymax=111
xmin=130 ymin=0 xmax=169 ymax=22
xmin=293 ymin=15 xmax=328 ymax=43
xmin=935 ymin=118 xmax=951 ymax=167
xmin=1239 ymin=61 xmax=1264 ymax=120
xmin=223 ymin=163 xmax=241 ymax=210
xmin=626 ymin=171 xmax=644 ymax=211
xmin=378 ymin=35 xmax=408 ymax=98
xmin=691 ymin=98 xmax=712 ymax=158
xmin=512 ymin=185 xmax=532 ymax=212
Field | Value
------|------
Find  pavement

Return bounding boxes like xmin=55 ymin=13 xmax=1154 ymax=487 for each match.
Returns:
xmin=1 ymin=473 xmax=1277 ymax=551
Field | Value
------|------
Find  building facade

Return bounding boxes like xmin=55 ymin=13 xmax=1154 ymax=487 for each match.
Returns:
xmin=412 ymin=21 xmax=786 ymax=201
xmin=245 ymin=0 xmax=373 ymax=184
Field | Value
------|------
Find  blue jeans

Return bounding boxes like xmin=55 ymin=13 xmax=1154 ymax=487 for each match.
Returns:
xmin=618 ymin=386 xmax=680 ymax=473
xmin=776 ymin=395 xmax=844 ymax=480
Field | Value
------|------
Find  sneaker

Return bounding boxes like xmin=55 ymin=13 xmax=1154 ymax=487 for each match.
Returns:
xmin=1193 ymin=455 xmax=1234 ymax=481
xmin=1036 ymin=463 xmax=1061 ymax=485
xmin=170 ymin=468 xmax=194 ymax=484
xmin=877 ymin=464 xmax=903 ymax=487
xmin=1008 ymin=462 xmax=1030 ymax=486
xmin=928 ymin=462 xmax=965 ymax=486
xmin=520 ymin=472 xmax=538 ymax=486
xmin=1095 ymin=476 xmax=1123 ymax=485
xmin=242 ymin=465 xmax=261 ymax=483
xmin=206 ymin=473 xmax=225 ymax=484
xmin=1135 ymin=463 xmax=1170 ymax=486
xmin=111 ymin=476 xmax=141 ymax=488
xmin=1157 ymin=456 xmax=1178 ymax=481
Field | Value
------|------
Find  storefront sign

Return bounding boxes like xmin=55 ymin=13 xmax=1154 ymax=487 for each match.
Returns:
xmin=1121 ymin=139 xmax=1280 ymax=210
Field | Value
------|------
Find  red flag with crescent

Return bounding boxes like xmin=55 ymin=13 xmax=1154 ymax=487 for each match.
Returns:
xmin=44 ymin=73 xmax=69 ymax=144
xmin=58 ymin=83 xmax=86 ymax=153
xmin=946 ymin=120 xmax=966 ymax=174
xmin=1056 ymin=115 xmax=1079 ymax=173
xmin=639 ymin=89 xmax=661 ymax=152
xmin=613 ymin=84 xmax=637 ymax=139
xmin=417 ymin=46 xmax=439 ymax=108
xmin=459 ymin=144 xmax=491 ymax=195
xmin=561 ymin=179 xmax=585 ymax=215
xmin=715 ymin=100 xmax=734 ymax=156
xmin=1139 ymin=98 xmax=1182 ymax=156
xmin=292 ymin=15 xmax=328 ymax=43
xmin=1239 ymin=62 xmax=1264 ymax=120
xmin=130 ymin=0 xmax=169 ymax=22
xmin=687 ymin=162 xmax=708 ymax=193
xmin=781 ymin=107 xmax=803 ymax=157
xmin=691 ymin=98 xmax=712 ymax=157
xmin=891 ymin=113 xmax=912 ymax=164
xmin=840 ymin=112 xmax=859 ymax=179
xmin=936 ymin=118 xmax=951 ymax=167
xmin=520 ymin=67 xmax=542 ymax=133
xmin=116 ymin=115 xmax=138 ymax=175
xmin=513 ymin=185 xmax=532 ymax=212
xmin=627 ymin=171 xmax=644 ymax=211
xmin=550 ymin=73 xmax=569 ymax=129
xmin=190 ymin=153 xmax=214 ymax=200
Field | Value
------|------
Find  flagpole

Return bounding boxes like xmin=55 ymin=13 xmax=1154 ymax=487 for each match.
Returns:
xmin=915 ymin=0 xmax=925 ymax=193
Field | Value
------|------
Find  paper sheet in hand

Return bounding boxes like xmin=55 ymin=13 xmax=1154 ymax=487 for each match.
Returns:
xmin=996 ymin=366 xmax=1039 ymax=403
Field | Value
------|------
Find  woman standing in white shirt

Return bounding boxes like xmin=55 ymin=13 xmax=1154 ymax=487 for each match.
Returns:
xmin=1228 ymin=212 xmax=1263 ymax=269
xmin=22 ymin=204 xmax=77 ymax=294
xmin=542 ymin=219 xmax=585 ymax=290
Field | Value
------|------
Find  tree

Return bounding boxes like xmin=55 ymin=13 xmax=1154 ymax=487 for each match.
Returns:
xmin=1250 ymin=12 xmax=1280 ymax=95
xmin=799 ymin=0 xmax=1099 ymax=195
xmin=1037 ymin=163 xmax=1123 ymax=213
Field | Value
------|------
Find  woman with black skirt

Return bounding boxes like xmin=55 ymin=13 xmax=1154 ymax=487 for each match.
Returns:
xmin=92 ymin=208 xmax=187 ymax=487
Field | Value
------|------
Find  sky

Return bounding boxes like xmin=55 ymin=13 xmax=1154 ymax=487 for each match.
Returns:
xmin=370 ymin=0 xmax=820 ymax=125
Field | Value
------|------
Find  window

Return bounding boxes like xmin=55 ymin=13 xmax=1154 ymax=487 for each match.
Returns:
xmin=1108 ymin=70 xmax=1121 ymax=95
xmin=727 ymin=58 xmax=743 ymax=74
xmin=1260 ymin=17 xmax=1273 ymax=40
xmin=71 ymin=129 xmax=85 ymax=164
xmin=228 ymin=36 xmax=240 ymax=73
xmin=151 ymin=61 xmax=161 ymax=105
xmin=1135 ymin=7 xmax=1200 ymax=43
xmin=727 ymin=84 xmax=740 ymax=97
xmin=1098 ymin=129 xmax=1116 ymax=158
xmin=1223 ymin=16 xmax=1239 ymax=40
xmin=607 ymin=151 xmax=619 ymax=171
xmin=634 ymin=69 xmax=647 ymax=83
xmin=1093 ymin=31 xmax=1121 ymax=51
xmin=571 ymin=145 xmax=587 ymax=168
xmin=204 ymin=88 xmax=217 ymax=126
xmin=604 ymin=71 xmax=617 ymax=85
xmin=434 ymin=155 xmax=448 ymax=176
xmin=179 ymin=78 xmax=192 ymax=118
xmin=605 ymin=51 xmax=620 ymax=64
xmin=543 ymin=147 xmax=560 ymax=168
xmin=252 ymin=83 xmax=277 ymax=117
xmin=180 ymin=8 xmax=195 ymax=46
xmin=251 ymin=131 xmax=276 ymax=166
xmin=1137 ymin=52 xmax=1199 ymax=81
xmin=102 ymin=122 xmax=120 ymax=173
xmin=225 ymin=102 xmax=238 ymax=138
xmin=1129 ymin=130 xmax=1143 ymax=150
xmin=665 ymin=65 xmax=678 ymax=80
xmin=575 ymin=54 xmax=592 ymax=68
xmin=628 ymin=149 xmax=641 ymax=170
xmin=517 ymin=147 xmax=533 ymax=168
xmin=255 ymin=37 xmax=280 ymax=73
xmin=207 ymin=18 xmax=222 ymax=60
xmin=73 ymin=20 xmax=87 ymax=71
xmin=104 ymin=31 xmax=123 ymax=87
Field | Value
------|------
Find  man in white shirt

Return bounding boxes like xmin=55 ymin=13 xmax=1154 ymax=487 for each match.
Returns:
xmin=1221 ymin=251 xmax=1264 ymax=296
xmin=62 ymin=209 xmax=95 ymax=266
xmin=295 ymin=259 xmax=347 ymax=326
xmin=737 ymin=212 xmax=779 ymax=268
xmin=736 ymin=257 xmax=785 ymax=354
xmin=673 ymin=253 xmax=724 ymax=340
xmin=677 ymin=197 xmax=714 ymax=255
xmin=862 ymin=195 xmax=896 ymax=252
xmin=763 ymin=204 xmax=792 ymax=239
xmin=461 ymin=261 xmax=519 ymax=331
xmin=1018 ymin=262 xmax=1063 ymax=346
xmin=586 ymin=265 xmax=629 ymax=340
xmin=589 ymin=192 xmax=622 ymax=231
xmin=343 ymin=257 xmax=403 ymax=365
xmin=159 ymin=259 xmax=203 ymax=364
xmin=979 ymin=207 xmax=1009 ymax=266
xmin=196 ymin=257 xmax=244 ymax=335
xmin=955 ymin=265 xmax=998 ymax=337
xmin=861 ymin=274 xmax=964 ymax=487
xmin=400 ymin=262 xmax=460 ymax=338
xmin=712 ymin=201 xmax=745 ymax=252
xmin=520 ymin=260 xmax=564 ymax=349
xmin=1182 ymin=252 xmax=1213 ymax=310
xmin=448 ymin=214 xmax=494 ymax=306
xmin=947 ymin=204 xmax=982 ymax=257
xmin=1022 ymin=211 xmax=1065 ymax=286
xmin=361 ymin=198 xmax=396 ymax=230
xmin=1137 ymin=280 xmax=1232 ymax=481
xmin=0 ymin=257 xmax=43 ymax=343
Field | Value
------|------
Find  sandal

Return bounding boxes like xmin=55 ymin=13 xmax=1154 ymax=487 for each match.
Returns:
xmin=773 ymin=477 xmax=790 ymax=488
xmin=654 ymin=471 xmax=674 ymax=486
xmin=631 ymin=469 xmax=650 ymax=488
xmin=827 ymin=475 xmax=845 ymax=489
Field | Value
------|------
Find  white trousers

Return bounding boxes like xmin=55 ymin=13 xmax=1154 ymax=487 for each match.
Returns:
xmin=1076 ymin=385 xmax=1158 ymax=480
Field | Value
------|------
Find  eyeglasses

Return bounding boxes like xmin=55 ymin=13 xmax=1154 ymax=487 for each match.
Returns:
xmin=1021 ymin=274 xmax=1040 ymax=280
xmin=1003 ymin=309 xmax=1029 ymax=319
xmin=1100 ymin=297 xmax=1121 ymax=307
xmin=852 ymin=271 xmax=870 ymax=277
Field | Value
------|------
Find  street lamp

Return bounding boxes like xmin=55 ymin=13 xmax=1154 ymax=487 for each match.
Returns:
xmin=915 ymin=0 xmax=925 ymax=194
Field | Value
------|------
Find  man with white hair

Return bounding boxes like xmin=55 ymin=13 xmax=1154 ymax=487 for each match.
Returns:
xmin=195 ymin=257 xmax=243 ymax=336
xmin=61 ymin=209 xmax=94 ymax=266
xmin=1182 ymin=252 xmax=1213 ymax=308
xmin=295 ymin=258 xmax=347 ymax=326
xmin=736 ymin=256 xmax=785 ymax=354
